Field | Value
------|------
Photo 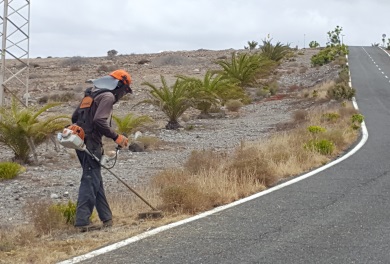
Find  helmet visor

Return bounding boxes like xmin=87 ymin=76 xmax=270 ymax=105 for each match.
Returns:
xmin=92 ymin=76 xmax=119 ymax=90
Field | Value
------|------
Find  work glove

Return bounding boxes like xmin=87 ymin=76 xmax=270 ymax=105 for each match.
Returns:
xmin=115 ymin=134 xmax=128 ymax=148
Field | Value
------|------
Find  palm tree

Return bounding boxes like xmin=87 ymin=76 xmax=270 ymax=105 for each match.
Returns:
xmin=259 ymin=39 xmax=291 ymax=62
xmin=247 ymin=40 xmax=258 ymax=51
xmin=141 ymin=76 xmax=194 ymax=130
xmin=112 ymin=113 xmax=153 ymax=136
xmin=178 ymin=71 xmax=222 ymax=116
xmin=215 ymin=52 xmax=266 ymax=87
xmin=0 ymin=99 xmax=69 ymax=163
xmin=178 ymin=71 xmax=248 ymax=116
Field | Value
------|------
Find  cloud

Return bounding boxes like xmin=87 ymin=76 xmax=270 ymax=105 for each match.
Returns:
xmin=27 ymin=0 xmax=390 ymax=57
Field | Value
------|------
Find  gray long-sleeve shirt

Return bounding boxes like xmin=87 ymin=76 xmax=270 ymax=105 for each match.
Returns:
xmin=72 ymin=90 xmax=118 ymax=146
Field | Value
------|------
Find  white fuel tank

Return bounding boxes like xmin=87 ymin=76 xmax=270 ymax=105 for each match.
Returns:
xmin=57 ymin=128 xmax=85 ymax=151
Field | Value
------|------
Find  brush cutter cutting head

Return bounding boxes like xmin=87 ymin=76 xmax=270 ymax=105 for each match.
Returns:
xmin=138 ymin=210 xmax=163 ymax=219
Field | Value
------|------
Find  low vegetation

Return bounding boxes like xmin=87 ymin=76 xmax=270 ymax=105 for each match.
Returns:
xmin=141 ymin=76 xmax=195 ymax=129
xmin=215 ymin=52 xmax=271 ymax=87
xmin=177 ymin=70 xmax=249 ymax=116
xmin=0 ymin=99 xmax=69 ymax=163
xmin=112 ymin=113 xmax=153 ymax=136
xmin=0 ymin=161 xmax=24 ymax=180
xmin=0 ymin=27 xmax=366 ymax=264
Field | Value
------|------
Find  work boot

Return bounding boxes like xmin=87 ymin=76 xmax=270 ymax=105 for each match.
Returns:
xmin=75 ymin=224 xmax=102 ymax=233
xmin=103 ymin=219 xmax=113 ymax=228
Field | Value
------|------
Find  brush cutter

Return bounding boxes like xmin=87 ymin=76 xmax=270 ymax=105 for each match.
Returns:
xmin=57 ymin=128 xmax=163 ymax=219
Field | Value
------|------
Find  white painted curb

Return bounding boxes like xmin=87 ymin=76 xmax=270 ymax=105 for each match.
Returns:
xmin=58 ymin=55 xmax=369 ymax=264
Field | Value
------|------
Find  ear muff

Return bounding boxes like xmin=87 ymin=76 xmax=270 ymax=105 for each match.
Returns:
xmin=116 ymin=80 xmax=133 ymax=94
xmin=116 ymin=80 xmax=125 ymax=89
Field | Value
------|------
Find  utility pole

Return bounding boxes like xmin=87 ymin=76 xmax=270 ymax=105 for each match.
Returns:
xmin=0 ymin=0 xmax=31 ymax=107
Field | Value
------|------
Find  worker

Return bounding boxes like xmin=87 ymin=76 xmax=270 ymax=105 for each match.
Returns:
xmin=68 ymin=69 xmax=132 ymax=232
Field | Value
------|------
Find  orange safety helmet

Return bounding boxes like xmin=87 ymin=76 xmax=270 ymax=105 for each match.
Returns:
xmin=110 ymin=69 xmax=132 ymax=86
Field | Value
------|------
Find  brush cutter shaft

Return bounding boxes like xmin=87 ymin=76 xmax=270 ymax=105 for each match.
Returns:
xmin=84 ymin=149 xmax=157 ymax=211
xmin=103 ymin=166 xmax=157 ymax=211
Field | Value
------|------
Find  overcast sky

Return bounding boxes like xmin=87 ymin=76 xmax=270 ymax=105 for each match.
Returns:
xmin=26 ymin=0 xmax=390 ymax=58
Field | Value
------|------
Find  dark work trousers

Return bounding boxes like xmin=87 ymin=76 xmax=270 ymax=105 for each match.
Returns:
xmin=74 ymin=141 xmax=112 ymax=227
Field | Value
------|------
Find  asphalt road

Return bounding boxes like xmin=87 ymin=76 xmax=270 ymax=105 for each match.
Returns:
xmin=74 ymin=46 xmax=390 ymax=264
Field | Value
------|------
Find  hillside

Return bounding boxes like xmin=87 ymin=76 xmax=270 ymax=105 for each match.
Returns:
xmin=0 ymin=48 xmax=340 ymax=226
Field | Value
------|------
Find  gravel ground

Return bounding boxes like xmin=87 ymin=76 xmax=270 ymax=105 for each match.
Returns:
xmin=0 ymin=48 xmax=339 ymax=226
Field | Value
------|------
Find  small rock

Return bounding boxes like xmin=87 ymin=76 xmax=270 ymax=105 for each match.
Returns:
xmin=50 ymin=193 xmax=59 ymax=199
xmin=134 ymin=131 xmax=143 ymax=140
xmin=23 ymin=93 xmax=31 ymax=100
xmin=129 ymin=141 xmax=145 ymax=152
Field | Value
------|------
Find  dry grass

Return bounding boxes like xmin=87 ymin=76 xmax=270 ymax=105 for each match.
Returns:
xmin=225 ymin=99 xmax=244 ymax=112
xmin=0 ymin=214 xmax=188 ymax=264
xmin=1 ymin=94 xmax=362 ymax=263
xmin=136 ymin=136 xmax=163 ymax=150
xmin=300 ymin=81 xmax=335 ymax=100
xmin=24 ymin=200 xmax=68 ymax=234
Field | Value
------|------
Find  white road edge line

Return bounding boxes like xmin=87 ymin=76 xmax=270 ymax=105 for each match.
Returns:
xmin=57 ymin=55 xmax=369 ymax=264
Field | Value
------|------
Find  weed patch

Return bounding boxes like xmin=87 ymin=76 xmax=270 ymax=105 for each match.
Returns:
xmin=304 ymin=139 xmax=334 ymax=155
xmin=0 ymin=162 xmax=24 ymax=180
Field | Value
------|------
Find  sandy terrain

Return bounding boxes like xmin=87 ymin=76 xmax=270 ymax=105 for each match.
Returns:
xmin=0 ymin=48 xmax=339 ymax=226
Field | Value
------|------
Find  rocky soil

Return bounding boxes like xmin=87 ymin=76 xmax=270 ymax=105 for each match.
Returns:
xmin=0 ymin=48 xmax=340 ymax=226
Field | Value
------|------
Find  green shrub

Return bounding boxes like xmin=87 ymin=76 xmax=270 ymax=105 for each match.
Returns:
xmin=51 ymin=200 xmax=77 ymax=225
xmin=304 ymin=139 xmax=334 ymax=155
xmin=262 ymin=81 xmax=279 ymax=96
xmin=309 ymin=41 xmax=320 ymax=48
xmin=337 ymin=68 xmax=350 ymax=84
xmin=0 ymin=162 xmax=24 ymax=180
xmin=351 ymin=114 xmax=364 ymax=124
xmin=218 ymin=85 xmax=251 ymax=105
xmin=311 ymin=48 xmax=333 ymax=66
xmin=321 ymin=113 xmax=340 ymax=122
xmin=185 ymin=125 xmax=195 ymax=131
xmin=225 ymin=99 xmax=243 ymax=112
xmin=327 ymin=83 xmax=355 ymax=101
xmin=112 ymin=113 xmax=153 ymax=136
xmin=256 ymin=88 xmax=270 ymax=98
xmin=307 ymin=126 xmax=326 ymax=134
xmin=51 ymin=200 xmax=95 ymax=225
xmin=351 ymin=114 xmax=364 ymax=130
xmin=311 ymin=45 xmax=348 ymax=66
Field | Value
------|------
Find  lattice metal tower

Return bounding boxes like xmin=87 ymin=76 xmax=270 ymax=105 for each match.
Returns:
xmin=0 ymin=0 xmax=30 ymax=107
